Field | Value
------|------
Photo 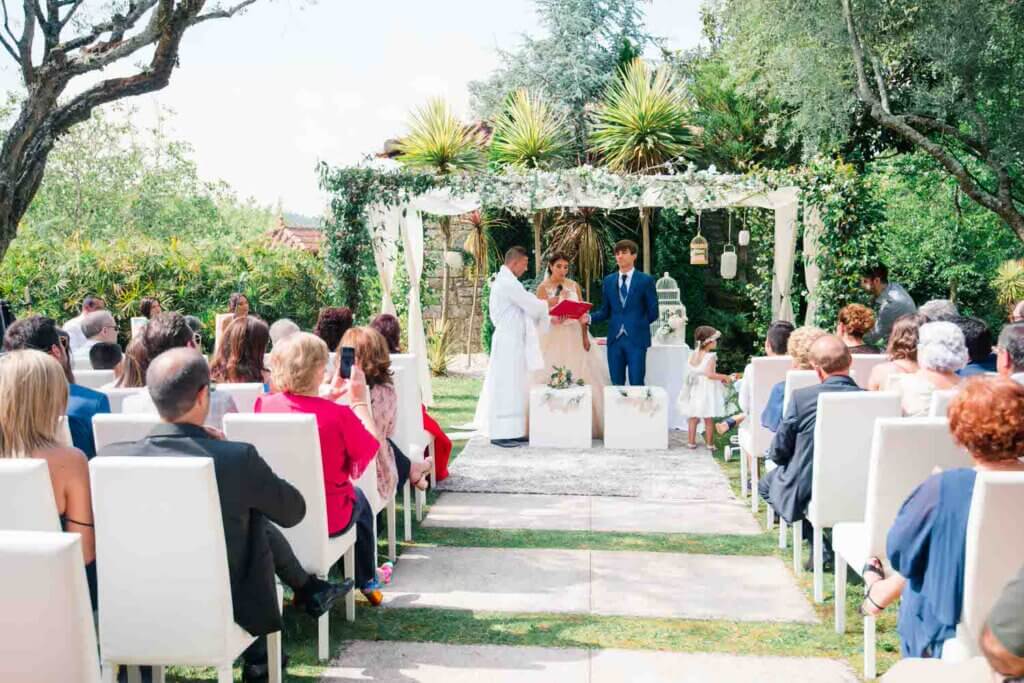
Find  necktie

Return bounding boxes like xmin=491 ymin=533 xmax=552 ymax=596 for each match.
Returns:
xmin=620 ymin=274 xmax=628 ymax=305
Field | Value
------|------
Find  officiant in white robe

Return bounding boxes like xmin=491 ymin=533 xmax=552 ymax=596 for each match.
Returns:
xmin=481 ymin=247 xmax=549 ymax=446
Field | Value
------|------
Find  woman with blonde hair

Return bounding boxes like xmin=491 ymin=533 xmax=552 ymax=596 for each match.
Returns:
xmin=758 ymin=326 xmax=827 ymax=433
xmin=0 ymin=350 xmax=96 ymax=605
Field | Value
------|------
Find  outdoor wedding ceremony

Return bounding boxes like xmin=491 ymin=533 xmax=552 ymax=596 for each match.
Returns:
xmin=2 ymin=0 xmax=1024 ymax=682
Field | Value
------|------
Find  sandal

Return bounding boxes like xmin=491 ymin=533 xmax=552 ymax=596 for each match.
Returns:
xmin=686 ymin=443 xmax=698 ymax=450
xmin=859 ymin=558 xmax=886 ymax=616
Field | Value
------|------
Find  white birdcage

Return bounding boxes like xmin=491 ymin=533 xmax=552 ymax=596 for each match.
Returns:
xmin=651 ymin=272 xmax=687 ymax=346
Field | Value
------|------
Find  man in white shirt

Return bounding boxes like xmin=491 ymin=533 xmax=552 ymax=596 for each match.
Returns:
xmin=996 ymin=323 xmax=1024 ymax=386
xmin=73 ymin=310 xmax=117 ymax=366
xmin=63 ymin=295 xmax=106 ymax=353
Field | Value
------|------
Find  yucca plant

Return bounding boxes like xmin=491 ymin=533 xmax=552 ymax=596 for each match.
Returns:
xmin=490 ymin=89 xmax=573 ymax=276
xmin=590 ymin=58 xmax=699 ymax=272
xmin=427 ymin=319 xmax=456 ymax=376
xmin=397 ymin=98 xmax=485 ymax=329
xmin=993 ymin=259 xmax=1024 ymax=308
xmin=462 ymin=210 xmax=504 ymax=360
xmin=548 ymin=207 xmax=626 ymax=300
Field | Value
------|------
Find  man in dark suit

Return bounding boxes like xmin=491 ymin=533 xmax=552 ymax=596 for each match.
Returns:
xmin=583 ymin=239 xmax=659 ymax=386
xmin=101 ymin=348 xmax=349 ymax=683
xmin=759 ymin=335 xmax=862 ymax=566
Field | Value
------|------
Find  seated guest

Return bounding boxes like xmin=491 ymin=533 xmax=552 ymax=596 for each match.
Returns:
xmin=950 ymin=316 xmax=997 ymax=377
xmin=340 ymin=326 xmax=433 ymax=502
xmin=120 ymin=312 xmax=237 ymax=428
xmin=139 ymin=297 xmax=162 ymax=319
xmin=3 ymin=316 xmax=110 ymax=459
xmin=860 ymin=377 xmax=1024 ymax=658
xmin=1012 ymin=301 xmax=1024 ymax=324
xmin=313 ymin=307 xmax=354 ymax=354
xmin=996 ymin=323 xmax=1024 ymax=385
xmin=115 ymin=338 xmax=146 ymax=388
xmin=102 ymin=348 xmax=349 ymax=682
xmin=760 ymin=335 xmax=862 ymax=567
xmin=210 ymin=316 xmax=271 ymax=384
xmin=72 ymin=310 xmax=118 ymax=365
xmin=981 ymin=564 xmax=1024 ymax=678
xmin=184 ymin=315 xmax=204 ymax=348
xmin=760 ymin=326 xmax=826 ymax=433
xmin=89 ymin=342 xmax=123 ymax=371
xmin=0 ymin=350 xmax=97 ymax=606
xmin=918 ymin=298 xmax=958 ymax=322
xmin=836 ymin=304 xmax=878 ymax=354
xmin=269 ymin=318 xmax=300 ymax=347
xmin=63 ymin=294 xmax=105 ymax=353
xmin=255 ymin=332 xmax=384 ymax=605
xmin=893 ymin=321 xmax=966 ymax=416
xmin=371 ymin=313 xmax=453 ymax=482
xmin=215 ymin=292 xmax=250 ymax=354
xmin=715 ymin=320 xmax=794 ymax=435
xmin=868 ymin=313 xmax=925 ymax=391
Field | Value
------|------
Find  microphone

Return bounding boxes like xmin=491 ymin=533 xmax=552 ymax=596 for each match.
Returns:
xmin=555 ymin=284 xmax=563 ymax=297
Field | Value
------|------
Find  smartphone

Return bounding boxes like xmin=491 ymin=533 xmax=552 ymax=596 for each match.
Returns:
xmin=339 ymin=346 xmax=356 ymax=379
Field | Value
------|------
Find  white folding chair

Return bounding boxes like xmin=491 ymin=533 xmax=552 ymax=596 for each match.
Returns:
xmin=92 ymin=414 xmax=163 ymax=454
xmin=0 ymin=531 xmax=101 ymax=683
xmin=850 ymin=354 xmax=888 ymax=389
xmin=223 ymin=414 xmax=357 ymax=662
xmin=738 ymin=357 xmax=792 ymax=515
xmin=832 ymin=418 xmax=971 ymax=679
xmin=76 ymin=369 xmax=115 ymax=389
xmin=212 ymin=383 xmax=265 ymax=414
xmin=91 ymin=457 xmax=282 ymax=683
xmin=96 ymin=387 xmax=145 ymax=413
xmin=804 ymin=392 xmax=902 ymax=597
xmin=942 ymin=471 xmax=1024 ymax=663
xmin=928 ymin=389 xmax=959 ymax=417
xmin=72 ymin=355 xmax=93 ymax=371
xmin=58 ymin=416 xmax=73 ymax=447
xmin=765 ymin=369 xmax=821 ymax=534
xmin=391 ymin=354 xmax=434 ymax=531
xmin=0 ymin=459 xmax=60 ymax=531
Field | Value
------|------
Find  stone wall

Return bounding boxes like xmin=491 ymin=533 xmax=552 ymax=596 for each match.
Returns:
xmin=422 ymin=217 xmax=485 ymax=354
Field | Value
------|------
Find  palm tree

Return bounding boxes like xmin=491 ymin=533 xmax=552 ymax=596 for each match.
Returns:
xmin=462 ymin=209 xmax=504 ymax=360
xmin=397 ymin=98 xmax=485 ymax=329
xmin=490 ymin=89 xmax=573 ymax=276
xmin=590 ymin=58 xmax=699 ymax=272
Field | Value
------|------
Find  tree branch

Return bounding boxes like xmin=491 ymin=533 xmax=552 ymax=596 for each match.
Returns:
xmin=869 ymin=56 xmax=890 ymax=114
xmin=18 ymin=0 xmax=36 ymax=83
xmin=59 ymin=0 xmax=159 ymax=54
xmin=190 ymin=0 xmax=258 ymax=26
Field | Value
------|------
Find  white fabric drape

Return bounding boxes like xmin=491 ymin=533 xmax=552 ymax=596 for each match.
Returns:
xmin=802 ymin=206 xmax=824 ymax=325
xmin=401 ymin=209 xmax=433 ymax=405
xmin=770 ymin=201 xmax=799 ymax=322
xmin=366 ymin=205 xmax=401 ymax=315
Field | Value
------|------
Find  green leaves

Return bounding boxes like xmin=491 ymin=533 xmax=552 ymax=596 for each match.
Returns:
xmin=590 ymin=59 xmax=699 ymax=173
xmin=397 ymin=99 xmax=485 ymax=176
xmin=490 ymin=89 xmax=573 ymax=170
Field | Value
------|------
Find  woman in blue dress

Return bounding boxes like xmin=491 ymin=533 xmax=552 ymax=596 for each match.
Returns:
xmin=860 ymin=376 xmax=1024 ymax=658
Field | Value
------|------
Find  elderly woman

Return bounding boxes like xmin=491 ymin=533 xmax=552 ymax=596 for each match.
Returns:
xmin=760 ymin=326 xmax=827 ymax=433
xmin=836 ymin=304 xmax=878 ymax=354
xmin=893 ymin=320 xmax=966 ymax=416
xmin=860 ymin=377 xmax=1024 ymax=658
xmin=0 ymin=350 xmax=97 ymax=606
xmin=868 ymin=314 xmax=925 ymax=391
xmin=255 ymin=332 xmax=384 ymax=605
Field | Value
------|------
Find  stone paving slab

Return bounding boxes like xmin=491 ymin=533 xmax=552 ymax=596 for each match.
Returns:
xmin=382 ymin=546 xmax=816 ymax=623
xmin=590 ymin=550 xmax=818 ymax=623
xmin=424 ymin=492 xmax=760 ymax=536
xmin=321 ymin=642 xmax=858 ymax=683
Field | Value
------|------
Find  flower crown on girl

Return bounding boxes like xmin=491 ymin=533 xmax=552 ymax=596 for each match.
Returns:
xmin=694 ymin=325 xmax=721 ymax=350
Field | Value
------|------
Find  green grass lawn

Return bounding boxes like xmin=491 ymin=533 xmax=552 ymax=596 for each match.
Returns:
xmin=167 ymin=375 xmax=899 ymax=680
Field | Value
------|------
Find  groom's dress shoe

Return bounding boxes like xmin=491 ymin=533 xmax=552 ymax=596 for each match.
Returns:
xmin=510 ymin=436 xmax=529 ymax=443
xmin=491 ymin=438 xmax=524 ymax=448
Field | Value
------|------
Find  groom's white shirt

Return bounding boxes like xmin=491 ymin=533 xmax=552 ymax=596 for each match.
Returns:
xmin=484 ymin=265 xmax=549 ymax=440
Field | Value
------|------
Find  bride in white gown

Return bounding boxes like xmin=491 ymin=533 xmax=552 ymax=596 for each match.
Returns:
xmin=533 ymin=252 xmax=610 ymax=437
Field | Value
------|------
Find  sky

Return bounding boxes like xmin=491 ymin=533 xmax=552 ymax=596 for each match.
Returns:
xmin=0 ymin=0 xmax=705 ymax=216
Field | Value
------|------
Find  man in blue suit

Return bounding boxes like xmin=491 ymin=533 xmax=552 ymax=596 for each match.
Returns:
xmin=583 ymin=239 xmax=659 ymax=386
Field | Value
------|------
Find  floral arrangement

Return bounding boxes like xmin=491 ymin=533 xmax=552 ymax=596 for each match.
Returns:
xmin=541 ymin=366 xmax=587 ymax=411
xmin=655 ymin=308 xmax=686 ymax=338
xmin=616 ymin=387 xmax=662 ymax=416
xmin=547 ymin=365 xmax=585 ymax=390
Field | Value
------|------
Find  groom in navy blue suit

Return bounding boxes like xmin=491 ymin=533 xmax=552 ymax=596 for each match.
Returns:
xmin=584 ymin=240 xmax=659 ymax=386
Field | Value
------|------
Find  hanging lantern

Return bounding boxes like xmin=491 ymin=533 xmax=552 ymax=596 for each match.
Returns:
xmin=738 ymin=209 xmax=750 ymax=246
xmin=721 ymin=212 xmax=737 ymax=279
xmin=689 ymin=212 xmax=709 ymax=266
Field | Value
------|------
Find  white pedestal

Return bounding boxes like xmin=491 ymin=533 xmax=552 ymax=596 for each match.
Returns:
xmin=603 ymin=386 xmax=669 ymax=450
xmin=529 ymin=386 xmax=592 ymax=449
xmin=598 ymin=342 xmax=690 ymax=430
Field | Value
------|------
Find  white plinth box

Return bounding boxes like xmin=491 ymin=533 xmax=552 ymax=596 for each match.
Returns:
xmin=529 ymin=386 xmax=593 ymax=449
xmin=603 ymin=386 xmax=669 ymax=450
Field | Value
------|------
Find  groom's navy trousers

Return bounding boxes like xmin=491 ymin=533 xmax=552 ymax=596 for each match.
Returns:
xmin=589 ymin=270 xmax=659 ymax=386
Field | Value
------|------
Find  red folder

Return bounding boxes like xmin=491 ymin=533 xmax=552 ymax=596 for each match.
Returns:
xmin=550 ymin=300 xmax=592 ymax=319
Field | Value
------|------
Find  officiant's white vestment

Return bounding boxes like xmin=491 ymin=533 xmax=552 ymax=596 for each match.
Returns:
xmin=484 ymin=265 xmax=549 ymax=440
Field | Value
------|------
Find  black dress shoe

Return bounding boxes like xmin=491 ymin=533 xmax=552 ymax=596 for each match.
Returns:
xmin=242 ymin=653 xmax=290 ymax=683
xmin=490 ymin=438 xmax=524 ymax=448
xmin=295 ymin=576 xmax=353 ymax=618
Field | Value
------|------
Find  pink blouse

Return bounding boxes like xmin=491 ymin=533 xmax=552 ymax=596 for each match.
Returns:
xmin=370 ymin=383 xmax=399 ymax=500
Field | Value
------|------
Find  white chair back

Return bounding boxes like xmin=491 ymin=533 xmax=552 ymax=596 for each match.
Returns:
xmin=782 ymin=369 xmax=819 ymax=414
xmin=222 ymin=413 xmax=334 ymax=575
xmin=929 ymin=389 xmax=958 ymax=417
xmin=58 ymin=416 xmax=73 ymax=447
xmin=0 ymin=531 xmax=100 ymax=683
xmin=212 ymin=383 xmax=264 ymax=414
xmin=748 ymin=357 xmax=792 ymax=455
xmin=96 ymin=387 xmax=145 ymax=413
xmin=0 ymin=460 xmax=60 ymax=532
xmin=850 ymin=354 xmax=887 ymax=389
xmin=957 ymin=472 xmax=1024 ymax=657
xmin=75 ymin=369 xmax=115 ymax=390
xmin=864 ymin=418 xmax=972 ymax=571
xmin=807 ymin=391 xmax=902 ymax=528
xmin=72 ymin=355 xmax=93 ymax=371
xmin=130 ymin=317 xmax=148 ymax=339
xmin=91 ymin=457 xmax=247 ymax=664
xmin=92 ymin=414 xmax=163 ymax=454
xmin=391 ymin=355 xmax=428 ymax=460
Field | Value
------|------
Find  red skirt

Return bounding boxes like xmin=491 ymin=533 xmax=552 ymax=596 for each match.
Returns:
xmin=422 ymin=405 xmax=451 ymax=481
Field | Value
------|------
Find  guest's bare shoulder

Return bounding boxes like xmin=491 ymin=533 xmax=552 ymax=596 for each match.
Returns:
xmin=32 ymin=445 xmax=89 ymax=486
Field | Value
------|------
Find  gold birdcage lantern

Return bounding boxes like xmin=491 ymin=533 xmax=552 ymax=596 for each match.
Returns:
xmin=689 ymin=211 xmax=709 ymax=266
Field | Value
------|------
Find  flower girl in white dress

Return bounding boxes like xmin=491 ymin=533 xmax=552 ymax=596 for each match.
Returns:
xmin=677 ymin=326 xmax=733 ymax=449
